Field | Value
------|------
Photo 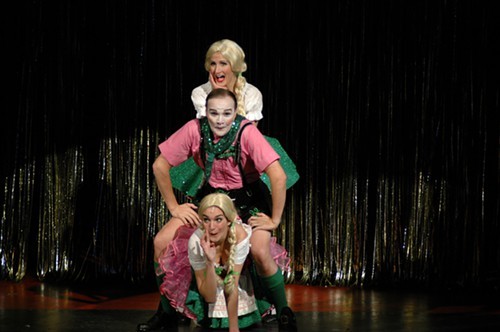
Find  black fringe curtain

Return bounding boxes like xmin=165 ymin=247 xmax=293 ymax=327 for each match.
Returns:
xmin=2 ymin=0 xmax=498 ymax=289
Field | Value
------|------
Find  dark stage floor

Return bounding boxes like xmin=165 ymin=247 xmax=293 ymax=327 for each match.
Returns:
xmin=1 ymin=276 xmax=499 ymax=331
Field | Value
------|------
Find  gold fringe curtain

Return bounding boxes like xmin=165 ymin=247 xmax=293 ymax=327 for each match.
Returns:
xmin=2 ymin=0 xmax=498 ymax=289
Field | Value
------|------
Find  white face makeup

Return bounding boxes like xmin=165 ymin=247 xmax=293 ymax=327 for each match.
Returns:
xmin=206 ymin=96 xmax=237 ymax=137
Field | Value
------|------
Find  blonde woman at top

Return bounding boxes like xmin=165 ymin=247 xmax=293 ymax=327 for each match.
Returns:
xmin=191 ymin=39 xmax=263 ymax=125
xmin=170 ymin=39 xmax=299 ymax=198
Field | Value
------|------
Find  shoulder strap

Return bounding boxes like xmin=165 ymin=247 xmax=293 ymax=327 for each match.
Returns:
xmin=235 ymin=122 xmax=253 ymax=186
xmin=198 ymin=118 xmax=205 ymax=167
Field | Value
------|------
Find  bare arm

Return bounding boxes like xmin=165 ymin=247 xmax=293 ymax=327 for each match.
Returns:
xmin=267 ymin=160 xmax=287 ymax=227
xmin=225 ymin=266 xmax=243 ymax=332
xmin=224 ymin=224 xmax=247 ymax=331
xmin=193 ymin=264 xmax=219 ymax=303
xmin=193 ymin=262 xmax=244 ymax=331
xmin=248 ymin=160 xmax=287 ymax=231
xmin=152 ymin=155 xmax=200 ymax=227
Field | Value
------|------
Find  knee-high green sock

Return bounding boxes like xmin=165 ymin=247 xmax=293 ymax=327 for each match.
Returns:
xmin=260 ymin=267 xmax=288 ymax=317
xmin=154 ymin=261 xmax=175 ymax=315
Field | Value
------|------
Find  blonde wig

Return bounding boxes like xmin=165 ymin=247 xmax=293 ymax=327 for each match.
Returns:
xmin=204 ymin=39 xmax=248 ymax=117
xmin=198 ymin=193 xmax=239 ymax=294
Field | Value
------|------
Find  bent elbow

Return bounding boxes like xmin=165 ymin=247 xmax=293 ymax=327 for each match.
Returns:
xmin=276 ymin=171 xmax=287 ymax=189
xmin=152 ymin=156 xmax=167 ymax=177
xmin=200 ymin=290 xmax=217 ymax=303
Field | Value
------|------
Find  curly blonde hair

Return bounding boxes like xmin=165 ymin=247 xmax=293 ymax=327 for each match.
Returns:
xmin=198 ymin=193 xmax=239 ymax=294
xmin=204 ymin=39 xmax=248 ymax=118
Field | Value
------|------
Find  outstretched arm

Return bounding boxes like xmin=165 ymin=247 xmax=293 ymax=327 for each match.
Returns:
xmin=225 ymin=265 xmax=243 ymax=332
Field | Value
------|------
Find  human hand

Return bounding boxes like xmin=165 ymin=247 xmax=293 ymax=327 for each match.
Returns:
xmin=248 ymin=212 xmax=278 ymax=231
xmin=201 ymin=228 xmax=216 ymax=263
xmin=170 ymin=203 xmax=201 ymax=228
xmin=209 ymin=73 xmax=228 ymax=90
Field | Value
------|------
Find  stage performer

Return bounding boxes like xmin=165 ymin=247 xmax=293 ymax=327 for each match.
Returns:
xmin=136 ymin=89 xmax=297 ymax=332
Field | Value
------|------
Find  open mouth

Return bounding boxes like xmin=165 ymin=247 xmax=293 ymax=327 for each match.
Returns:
xmin=216 ymin=74 xmax=225 ymax=83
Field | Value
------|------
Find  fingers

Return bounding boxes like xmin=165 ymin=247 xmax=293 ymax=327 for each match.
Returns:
xmin=203 ymin=228 xmax=210 ymax=243
xmin=184 ymin=216 xmax=201 ymax=228
xmin=209 ymin=74 xmax=218 ymax=89
xmin=187 ymin=202 xmax=198 ymax=208
xmin=173 ymin=204 xmax=201 ymax=227
xmin=209 ymin=73 xmax=228 ymax=90
xmin=248 ymin=213 xmax=275 ymax=231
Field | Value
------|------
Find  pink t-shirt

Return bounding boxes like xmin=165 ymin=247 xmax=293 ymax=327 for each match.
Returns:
xmin=158 ymin=119 xmax=279 ymax=190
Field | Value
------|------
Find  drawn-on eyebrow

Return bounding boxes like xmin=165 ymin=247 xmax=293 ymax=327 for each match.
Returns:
xmin=208 ymin=108 xmax=233 ymax=112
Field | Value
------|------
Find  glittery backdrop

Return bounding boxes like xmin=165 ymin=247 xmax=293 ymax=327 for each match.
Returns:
xmin=2 ymin=1 xmax=498 ymax=289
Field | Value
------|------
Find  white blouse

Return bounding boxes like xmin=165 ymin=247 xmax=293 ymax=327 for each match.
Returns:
xmin=188 ymin=222 xmax=257 ymax=318
xmin=188 ymin=221 xmax=251 ymax=271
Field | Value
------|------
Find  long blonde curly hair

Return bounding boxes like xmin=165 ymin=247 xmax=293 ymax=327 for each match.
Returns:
xmin=204 ymin=39 xmax=248 ymax=118
xmin=198 ymin=192 xmax=239 ymax=294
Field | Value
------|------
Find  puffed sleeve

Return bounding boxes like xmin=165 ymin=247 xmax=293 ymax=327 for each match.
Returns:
xmin=234 ymin=223 xmax=252 ymax=265
xmin=191 ymin=82 xmax=212 ymax=118
xmin=188 ymin=229 xmax=207 ymax=271
xmin=243 ymin=83 xmax=264 ymax=122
